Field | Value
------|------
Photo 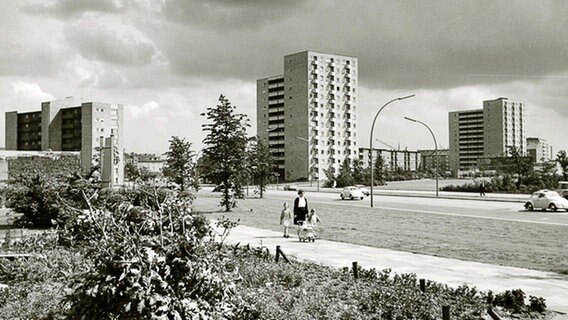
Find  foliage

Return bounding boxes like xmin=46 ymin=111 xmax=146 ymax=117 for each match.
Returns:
xmin=335 ymin=157 xmax=355 ymax=188
xmin=441 ymin=173 xmax=562 ymax=194
xmin=323 ymin=164 xmax=336 ymax=187
xmin=5 ymin=160 xmax=97 ymax=228
xmin=162 ymin=136 xmax=198 ymax=191
xmin=248 ymin=137 xmax=275 ymax=198
xmin=202 ymin=95 xmax=251 ymax=211
xmin=373 ymin=153 xmax=386 ymax=186
xmin=557 ymin=150 xmax=568 ymax=180
xmin=503 ymin=146 xmax=534 ymax=188
xmin=7 ymin=155 xmax=81 ymax=180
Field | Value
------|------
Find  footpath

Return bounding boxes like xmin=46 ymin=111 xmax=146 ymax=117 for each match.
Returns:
xmin=218 ymin=223 xmax=568 ymax=317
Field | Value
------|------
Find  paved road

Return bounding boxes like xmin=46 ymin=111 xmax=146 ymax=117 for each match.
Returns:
xmin=265 ymin=188 xmax=568 ymax=226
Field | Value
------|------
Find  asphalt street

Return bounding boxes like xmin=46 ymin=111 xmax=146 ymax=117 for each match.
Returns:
xmin=263 ymin=188 xmax=568 ymax=227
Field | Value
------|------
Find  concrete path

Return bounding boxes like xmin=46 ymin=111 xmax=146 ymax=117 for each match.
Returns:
xmin=218 ymin=223 xmax=568 ymax=315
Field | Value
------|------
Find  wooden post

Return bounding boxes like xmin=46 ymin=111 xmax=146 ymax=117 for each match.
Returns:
xmin=442 ymin=305 xmax=450 ymax=320
xmin=352 ymin=261 xmax=358 ymax=280
xmin=419 ymin=278 xmax=426 ymax=292
xmin=275 ymin=246 xmax=289 ymax=263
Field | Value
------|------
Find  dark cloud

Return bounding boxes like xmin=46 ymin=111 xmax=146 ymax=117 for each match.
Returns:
xmin=64 ymin=22 xmax=157 ymax=66
xmin=138 ymin=0 xmax=568 ymax=90
xmin=161 ymin=0 xmax=306 ymax=31
xmin=24 ymin=0 xmax=125 ymax=17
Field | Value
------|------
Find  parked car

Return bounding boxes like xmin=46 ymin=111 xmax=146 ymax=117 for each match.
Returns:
xmin=340 ymin=186 xmax=364 ymax=200
xmin=283 ymin=184 xmax=298 ymax=191
xmin=524 ymin=189 xmax=568 ymax=212
xmin=558 ymin=181 xmax=568 ymax=199
xmin=355 ymin=185 xmax=370 ymax=196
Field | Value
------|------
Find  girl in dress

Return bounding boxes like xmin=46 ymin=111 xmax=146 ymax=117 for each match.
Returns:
xmin=280 ymin=202 xmax=293 ymax=238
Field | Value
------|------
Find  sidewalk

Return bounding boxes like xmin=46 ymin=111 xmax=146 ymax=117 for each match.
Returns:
xmin=219 ymin=223 xmax=568 ymax=315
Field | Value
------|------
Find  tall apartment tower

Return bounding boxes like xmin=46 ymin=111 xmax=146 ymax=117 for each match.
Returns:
xmin=448 ymin=97 xmax=526 ymax=176
xmin=5 ymin=97 xmax=124 ymax=185
xmin=257 ymin=51 xmax=359 ymax=182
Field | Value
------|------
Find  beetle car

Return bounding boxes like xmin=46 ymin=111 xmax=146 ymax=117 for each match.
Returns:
xmin=340 ymin=186 xmax=365 ymax=200
xmin=525 ymin=189 xmax=568 ymax=212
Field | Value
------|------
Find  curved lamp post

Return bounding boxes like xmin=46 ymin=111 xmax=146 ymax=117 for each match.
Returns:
xmin=370 ymin=94 xmax=415 ymax=208
xmin=404 ymin=117 xmax=438 ymax=197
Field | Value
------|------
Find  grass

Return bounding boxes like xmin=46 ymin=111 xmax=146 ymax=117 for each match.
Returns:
xmin=196 ymin=193 xmax=568 ymax=274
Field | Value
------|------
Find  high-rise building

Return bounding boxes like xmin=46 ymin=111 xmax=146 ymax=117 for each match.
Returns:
xmin=5 ymin=97 xmax=124 ymax=185
xmin=448 ymin=97 xmax=526 ymax=176
xmin=257 ymin=51 xmax=358 ymax=182
xmin=527 ymin=137 xmax=553 ymax=163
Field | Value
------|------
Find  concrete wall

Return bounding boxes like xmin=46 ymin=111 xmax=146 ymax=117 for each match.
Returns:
xmin=5 ymin=112 xmax=18 ymax=150
xmin=483 ymin=99 xmax=505 ymax=157
xmin=284 ymin=51 xmax=310 ymax=181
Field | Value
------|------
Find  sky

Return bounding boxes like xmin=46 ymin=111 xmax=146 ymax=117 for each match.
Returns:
xmin=1 ymin=0 xmax=568 ymax=155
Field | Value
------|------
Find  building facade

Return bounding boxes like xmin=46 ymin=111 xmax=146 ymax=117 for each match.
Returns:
xmin=527 ymin=137 xmax=553 ymax=163
xmin=5 ymin=97 xmax=124 ymax=185
xmin=359 ymin=147 xmax=419 ymax=172
xmin=125 ymin=152 xmax=165 ymax=173
xmin=257 ymin=51 xmax=359 ymax=182
xmin=418 ymin=149 xmax=450 ymax=175
xmin=448 ymin=97 xmax=526 ymax=176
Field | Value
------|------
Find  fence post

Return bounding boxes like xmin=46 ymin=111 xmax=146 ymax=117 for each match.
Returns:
xmin=352 ymin=261 xmax=358 ymax=280
xmin=275 ymin=245 xmax=280 ymax=262
xmin=419 ymin=278 xmax=426 ymax=292
xmin=442 ymin=305 xmax=450 ymax=320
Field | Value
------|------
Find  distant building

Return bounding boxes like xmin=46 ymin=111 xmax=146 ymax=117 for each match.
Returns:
xmin=449 ymin=97 xmax=526 ymax=177
xmin=5 ymin=97 xmax=124 ymax=185
xmin=257 ymin=51 xmax=359 ymax=182
xmin=359 ymin=147 xmax=419 ymax=172
xmin=125 ymin=153 xmax=165 ymax=173
xmin=418 ymin=149 xmax=450 ymax=174
xmin=527 ymin=137 xmax=553 ymax=163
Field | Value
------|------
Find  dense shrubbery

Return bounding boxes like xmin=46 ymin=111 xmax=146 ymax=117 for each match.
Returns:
xmin=441 ymin=174 xmax=562 ymax=194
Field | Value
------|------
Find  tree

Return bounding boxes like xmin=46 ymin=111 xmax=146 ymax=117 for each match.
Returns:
xmin=162 ymin=136 xmax=198 ymax=191
xmin=505 ymin=146 xmax=533 ymax=188
xmin=373 ymin=153 xmax=385 ymax=186
xmin=557 ymin=150 xmax=568 ymax=180
xmin=202 ymin=95 xmax=250 ymax=211
xmin=336 ymin=157 xmax=355 ymax=188
xmin=124 ymin=162 xmax=140 ymax=182
xmin=352 ymin=158 xmax=365 ymax=185
xmin=249 ymin=137 xmax=275 ymax=198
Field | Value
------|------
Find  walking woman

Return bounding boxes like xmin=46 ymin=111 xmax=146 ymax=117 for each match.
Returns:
xmin=293 ymin=190 xmax=309 ymax=225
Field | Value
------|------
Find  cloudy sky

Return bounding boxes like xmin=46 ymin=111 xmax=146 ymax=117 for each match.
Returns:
xmin=1 ymin=0 xmax=568 ymax=155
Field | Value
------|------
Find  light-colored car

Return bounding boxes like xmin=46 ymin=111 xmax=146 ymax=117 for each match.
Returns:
xmin=340 ymin=186 xmax=364 ymax=200
xmin=355 ymin=185 xmax=370 ymax=196
xmin=283 ymin=184 xmax=298 ymax=191
xmin=524 ymin=190 xmax=568 ymax=212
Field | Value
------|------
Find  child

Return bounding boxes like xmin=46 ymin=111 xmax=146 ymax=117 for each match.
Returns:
xmin=280 ymin=202 xmax=293 ymax=238
xmin=307 ymin=209 xmax=321 ymax=227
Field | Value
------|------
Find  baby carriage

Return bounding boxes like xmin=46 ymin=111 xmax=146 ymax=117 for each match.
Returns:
xmin=297 ymin=221 xmax=316 ymax=242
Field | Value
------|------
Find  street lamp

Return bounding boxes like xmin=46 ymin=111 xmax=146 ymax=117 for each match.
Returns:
xmin=370 ymin=94 xmax=415 ymax=208
xmin=404 ymin=117 xmax=438 ymax=197
xmin=296 ymin=136 xmax=319 ymax=192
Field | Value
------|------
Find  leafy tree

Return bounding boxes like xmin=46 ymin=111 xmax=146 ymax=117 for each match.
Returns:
xmin=505 ymin=146 xmax=533 ymax=188
xmin=124 ymin=162 xmax=139 ymax=182
xmin=336 ymin=157 xmax=355 ymax=187
xmin=162 ymin=136 xmax=198 ymax=191
xmin=323 ymin=164 xmax=336 ymax=187
xmin=202 ymin=95 xmax=250 ymax=211
xmin=557 ymin=150 xmax=568 ymax=180
xmin=249 ymin=137 xmax=275 ymax=198
xmin=373 ymin=153 xmax=385 ymax=186
xmin=352 ymin=158 xmax=365 ymax=185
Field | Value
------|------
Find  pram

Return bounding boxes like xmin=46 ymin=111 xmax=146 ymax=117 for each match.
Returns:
xmin=297 ymin=221 xmax=316 ymax=242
